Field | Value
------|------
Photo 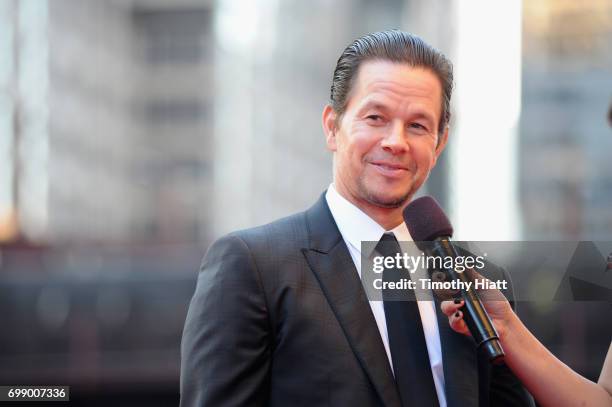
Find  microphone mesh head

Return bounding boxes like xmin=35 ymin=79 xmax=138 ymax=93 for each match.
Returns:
xmin=403 ymin=196 xmax=453 ymax=241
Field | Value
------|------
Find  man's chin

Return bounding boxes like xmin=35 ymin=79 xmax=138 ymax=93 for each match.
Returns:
xmin=363 ymin=190 xmax=412 ymax=209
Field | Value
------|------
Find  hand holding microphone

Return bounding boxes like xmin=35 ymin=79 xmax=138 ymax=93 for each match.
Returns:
xmin=441 ymin=299 xmax=512 ymax=341
xmin=439 ymin=268 xmax=515 ymax=341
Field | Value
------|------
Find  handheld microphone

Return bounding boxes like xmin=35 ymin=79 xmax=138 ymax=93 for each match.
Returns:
xmin=403 ymin=196 xmax=505 ymax=364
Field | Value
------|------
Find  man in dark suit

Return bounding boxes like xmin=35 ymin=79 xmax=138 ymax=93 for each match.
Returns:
xmin=180 ymin=30 xmax=534 ymax=406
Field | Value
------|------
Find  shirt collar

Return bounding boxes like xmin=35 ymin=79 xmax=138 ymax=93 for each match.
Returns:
xmin=325 ymin=183 xmax=413 ymax=258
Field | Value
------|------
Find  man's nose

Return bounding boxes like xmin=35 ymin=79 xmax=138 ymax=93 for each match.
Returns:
xmin=380 ymin=121 xmax=409 ymax=154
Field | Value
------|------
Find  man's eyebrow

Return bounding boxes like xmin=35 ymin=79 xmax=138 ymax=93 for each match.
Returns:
xmin=357 ymin=100 xmax=391 ymax=113
xmin=410 ymin=110 xmax=435 ymax=123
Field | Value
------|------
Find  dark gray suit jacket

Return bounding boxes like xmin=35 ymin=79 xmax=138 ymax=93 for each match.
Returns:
xmin=180 ymin=193 xmax=534 ymax=406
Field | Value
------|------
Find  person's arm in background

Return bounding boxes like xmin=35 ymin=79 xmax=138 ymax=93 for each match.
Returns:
xmin=180 ymin=234 xmax=271 ymax=407
xmin=440 ymin=278 xmax=612 ymax=407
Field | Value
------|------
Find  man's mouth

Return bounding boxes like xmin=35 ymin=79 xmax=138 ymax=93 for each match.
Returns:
xmin=369 ymin=161 xmax=410 ymax=178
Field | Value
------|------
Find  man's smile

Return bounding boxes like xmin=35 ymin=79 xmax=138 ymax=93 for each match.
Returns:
xmin=368 ymin=160 xmax=412 ymax=178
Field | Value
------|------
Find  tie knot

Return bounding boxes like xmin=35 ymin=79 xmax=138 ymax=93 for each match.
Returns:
xmin=380 ymin=232 xmax=397 ymax=243
xmin=375 ymin=233 xmax=402 ymax=258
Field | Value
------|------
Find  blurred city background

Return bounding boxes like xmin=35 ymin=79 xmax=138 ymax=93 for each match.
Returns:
xmin=0 ymin=0 xmax=610 ymax=405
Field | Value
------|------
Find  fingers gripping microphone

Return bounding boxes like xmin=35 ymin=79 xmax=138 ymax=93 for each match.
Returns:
xmin=403 ymin=196 xmax=505 ymax=364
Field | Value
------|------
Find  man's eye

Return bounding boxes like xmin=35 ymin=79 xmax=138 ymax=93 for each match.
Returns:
xmin=366 ymin=115 xmax=383 ymax=122
xmin=409 ymin=123 xmax=427 ymax=131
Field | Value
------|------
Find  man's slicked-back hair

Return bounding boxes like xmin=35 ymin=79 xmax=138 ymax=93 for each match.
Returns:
xmin=330 ymin=30 xmax=453 ymax=136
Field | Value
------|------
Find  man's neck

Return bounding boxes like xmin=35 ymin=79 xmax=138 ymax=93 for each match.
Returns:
xmin=359 ymin=202 xmax=404 ymax=230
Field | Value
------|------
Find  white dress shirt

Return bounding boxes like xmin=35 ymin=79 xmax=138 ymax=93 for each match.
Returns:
xmin=326 ymin=184 xmax=447 ymax=407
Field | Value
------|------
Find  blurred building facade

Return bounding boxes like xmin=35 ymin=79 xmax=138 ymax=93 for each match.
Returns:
xmin=521 ymin=0 xmax=612 ymax=240
xmin=1 ymin=0 xmax=214 ymax=245
xmin=4 ymin=0 xmax=611 ymax=244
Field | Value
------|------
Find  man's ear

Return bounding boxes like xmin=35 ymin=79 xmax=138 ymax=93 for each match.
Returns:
xmin=432 ymin=126 xmax=449 ymax=165
xmin=322 ymin=104 xmax=338 ymax=151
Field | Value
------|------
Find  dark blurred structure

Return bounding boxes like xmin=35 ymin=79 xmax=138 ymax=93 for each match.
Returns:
xmin=0 ymin=242 xmax=200 ymax=405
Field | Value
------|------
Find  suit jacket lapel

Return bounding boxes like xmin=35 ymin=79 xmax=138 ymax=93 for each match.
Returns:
xmin=301 ymin=194 xmax=402 ymax=407
xmin=435 ymin=296 xmax=479 ymax=407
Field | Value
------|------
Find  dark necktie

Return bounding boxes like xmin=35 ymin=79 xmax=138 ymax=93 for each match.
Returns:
xmin=377 ymin=233 xmax=440 ymax=407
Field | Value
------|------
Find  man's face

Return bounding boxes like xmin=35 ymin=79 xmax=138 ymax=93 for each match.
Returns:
xmin=323 ymin=60 xmax=448 ymax=210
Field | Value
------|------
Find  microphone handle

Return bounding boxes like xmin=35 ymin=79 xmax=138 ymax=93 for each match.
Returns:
xmin=429 ymin=238 xmax=505 ymax=364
